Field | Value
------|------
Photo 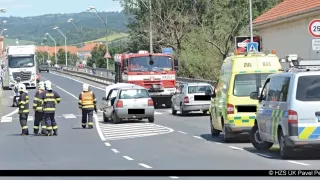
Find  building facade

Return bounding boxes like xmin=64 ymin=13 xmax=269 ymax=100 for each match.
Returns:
xmin=253 ymin=0 xmax=320 ymax=60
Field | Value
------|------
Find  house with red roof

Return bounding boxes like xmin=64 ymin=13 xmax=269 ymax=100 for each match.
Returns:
xmin=253 ymin=0 xmax=320 ymax=59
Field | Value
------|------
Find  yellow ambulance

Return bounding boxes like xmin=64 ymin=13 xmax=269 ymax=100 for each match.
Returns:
xmin=209 ymin=50 xmax=282 ymax=142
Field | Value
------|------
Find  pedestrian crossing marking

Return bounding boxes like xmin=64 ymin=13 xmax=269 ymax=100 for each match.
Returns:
xmin=0 ymin=117 xmax=12 ymax=123
xmin=97 ymin=115 xmax=174 ymax=141
xmin=63 ymin=114 xmax=77 ymax=119
xmin=27 ymin=116 xmax=34 ymax=121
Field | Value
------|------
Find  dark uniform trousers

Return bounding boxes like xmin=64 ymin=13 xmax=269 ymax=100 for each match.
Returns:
xmin=40 ymin=90 xmax=61 ymax=136
xmin=19 ymin=92 xmax=30 ymax=135
xmin=82 ymin=110 xmax=94 ymax=127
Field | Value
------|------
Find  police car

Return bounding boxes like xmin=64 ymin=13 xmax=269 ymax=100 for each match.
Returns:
xmin=249 ymin=60 xmax=320 ymax=159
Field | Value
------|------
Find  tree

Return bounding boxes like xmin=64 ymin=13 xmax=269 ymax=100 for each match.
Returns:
xmin=56 ymin=48 xmax=79 ymax=66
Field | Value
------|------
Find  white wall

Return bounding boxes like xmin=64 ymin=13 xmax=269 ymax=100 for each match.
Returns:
xmin=257 ymin=14 xmax=320 ymax=60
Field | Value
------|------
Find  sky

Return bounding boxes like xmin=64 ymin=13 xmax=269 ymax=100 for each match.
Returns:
xmin=0 ymin=0 xmax=123 ymax=17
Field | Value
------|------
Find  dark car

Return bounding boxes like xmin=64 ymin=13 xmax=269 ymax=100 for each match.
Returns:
xmin=39 ymin=62 xmax=49 ymax=73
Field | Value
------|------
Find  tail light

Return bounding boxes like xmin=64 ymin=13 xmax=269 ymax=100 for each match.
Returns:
xmin=148 ymin=99 xmax=154 ymax=106
xmin=288 ymin=110 xmax=298 ymax=124
xmin=227 ymin=103 xmax=234 ymax=114
xmin=116 ymin=100 xmax=123 ymax=108
xmin=184 ymin=96 xmax=189 ymax=103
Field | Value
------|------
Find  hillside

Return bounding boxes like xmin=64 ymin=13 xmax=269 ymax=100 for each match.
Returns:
xmin=85 ymin=33 xmax=128 ymax=44
xmin=0 ymin=11 xmax=128 ymax=46
xmin=4 ymin=38 xmax=36 ymax=45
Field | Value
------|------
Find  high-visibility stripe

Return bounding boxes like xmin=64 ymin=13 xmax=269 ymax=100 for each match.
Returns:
xmin=47 ymin=126 xmax=52 ymax=130
xmin=34 ymin=126 xmax=39 ymax=129
xmin=41 ymin=126 xmax=47 ymax=129
xmin=43 ymin=108 xmax=56 ymax=111
xmin=22 ymin=126 xmax=28 ymax=129
xmin=88 ymin=122 xmax=93 ymax=125
xmin=53 ymin=126 xmax=58 ymax=129
xmin=44 ymin=98 xmax=56 ymax=102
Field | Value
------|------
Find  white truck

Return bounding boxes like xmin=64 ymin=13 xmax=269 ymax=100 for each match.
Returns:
xmin=3 ymin=45 xmax=37 ymax=90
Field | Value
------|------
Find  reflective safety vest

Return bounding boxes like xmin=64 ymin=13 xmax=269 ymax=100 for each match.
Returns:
xmin=40 ymin=90 xmax=61 ymax=113
xmin=78 ymin=91 xmax=97 ymax=110
xmin=33 ymin=90 xmax=44 ymax=112
xmin=19 ymin=92 xmax=29 ymax=114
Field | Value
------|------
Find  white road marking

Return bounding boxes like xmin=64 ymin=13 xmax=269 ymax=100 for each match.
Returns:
xmin=2 ymin=108 xmax=18 ymax=118
xmin=98 ymin=118 xmax=174 ymax=141
xmin=193 ymin=136 xmax=203 ymax=139
xmin=178 ymin=131 xmax=187 ymax=134
xmin=215 ymin=142 xmax=222 ymax=145
xmin=287 ymin=160 xmax=310 ymax=166
xmin=63 ymin=114 xmax=77 ymax=119
xmin=169 ymin=177 xmax=179 ymax=179
xmin=104 ymin=142 xmax=111 ymax=147
xmin=54 ymin=85 xmax=78 ymax=99
xmin=27 ymin=116 xmax=34 ymax=121
xmin=255 ymin=153 xmax=272 ymax=158
xmin=94 ymin=113 xmax=106 ymax=141
xmin=9 ymin=96 xmax=13 ymax=98
xmin=50 ymin=72 xmax=105 ymax=90
xmin=123 ymin=156 xmax=134 ymax=161
xmin=111 ymin=149 xmax=119 ymax=153
xmin=138 ymin=163 xmax=152 ymax=169
xmin=0 ymin=116 xmax=13 ymax=123
xmin=228 ymin=146 xmax=244 ymax=150
xmin=154 ymin=111 xmax=163 ymax=115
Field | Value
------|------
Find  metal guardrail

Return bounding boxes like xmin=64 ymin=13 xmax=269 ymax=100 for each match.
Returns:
xmin=53 ymin=65 xmax=217 ymax=86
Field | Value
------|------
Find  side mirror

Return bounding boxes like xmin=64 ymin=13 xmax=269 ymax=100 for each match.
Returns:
xmin=249 ymin=92 xmax=259 ymax=100
xmin=102 ymin=97 xmax=107 ymax=101
xmin=174 ymin=58 xmax=178 ymax=71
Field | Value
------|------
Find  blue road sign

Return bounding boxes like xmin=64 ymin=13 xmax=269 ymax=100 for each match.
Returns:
xmin=247 ymin=42 xmax=259 ymax=52
xmin=162 ymin=47 xmax=173 ymax=54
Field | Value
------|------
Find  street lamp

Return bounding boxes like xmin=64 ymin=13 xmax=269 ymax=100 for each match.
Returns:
xmin=249 ymin=0 xmax=253 ymax=42
xmin=45 ymin=33 xmax=57 ymax=65
xmin=87 ymin=5 xmax=110 ymax=70
xmin=41 ymin=43 xmax=50 ymax=61
xmin=67 ymin=18 xmax=84 ymax=62
xmin=0 ymin=8 xmax=6 ymax=13
xmin=53 ymin=26 xmax=68 ymax=66
xmin=0 ymin=28 xmax=7 ymax=36
xmin=0 ymin=20 xmax=7 ymax=28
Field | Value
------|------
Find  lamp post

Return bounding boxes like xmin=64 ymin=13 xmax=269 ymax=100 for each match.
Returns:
xmin=0 ymin=28 xmax=7 ymax=36
xmin=41 ymin=43 xmax=50 ymax=61
xmin=67 ymin=18 xmax=84 ymax=63
xmin=53 ymin=26 xmax=68 ymax=66
xmin=87 ymin=6 xmax=110 ymax=70
xmin=0 ymin=8 xmax=6 ymax=13
xmin=45 ymin=33 xmax=57 ymax=65
xmin=0 ymin=20 xmax=7 ymax=28
xmin=249 ymin=0 xmax=253 ymax=42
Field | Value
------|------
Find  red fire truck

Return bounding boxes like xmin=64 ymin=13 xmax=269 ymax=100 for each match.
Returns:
xmin=114 ymin=50 xmax=179 ymax=108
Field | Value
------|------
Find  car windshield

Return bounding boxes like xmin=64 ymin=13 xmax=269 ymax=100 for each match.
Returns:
xmin=128 ymin=56 xmax=173 ymax=72
xmin=296 ymin=75 xmax=320 ymax=101
xmin=8 ymin=56 xmax=35 ymax=68
xmin=119 ymin=89 xmax=150 ymax=99
xmin=233 ymin=73 xmax=271 ymax=96
xmin=188 ymin=85 xmax=212 ymax=94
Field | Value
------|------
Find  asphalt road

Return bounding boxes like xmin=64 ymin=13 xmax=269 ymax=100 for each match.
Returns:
xmin=0 ymin=70 xmax=319 ymax=180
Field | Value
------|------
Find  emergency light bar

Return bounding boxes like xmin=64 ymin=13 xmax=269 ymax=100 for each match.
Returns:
xmin=286 ymin=60 xmax=320 ymax=72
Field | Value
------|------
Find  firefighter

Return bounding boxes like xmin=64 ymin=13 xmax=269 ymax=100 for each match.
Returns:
xmin=33 ymin=81 xmax=47 ymax=135
xmin=40 ymin=81 xmax=61 ymax=136
xmin=44 ymin=80 xmax=51 ymax=90
xmin=18 ymin=84 xmax=30 ymax=135
xmin=78 ymin=83 xmax=97 ymax=129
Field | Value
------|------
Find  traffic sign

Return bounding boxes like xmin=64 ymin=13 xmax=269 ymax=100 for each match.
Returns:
xmin=162 ymin=47 xmax=173 ymax=54
xmin=247 ymin=42 xmax=259 ymax=52
xmin=104 ymin=52 xmax=111 ymax=59
xmin=312 ymin=39 xmax=320 ymax=51
xmin=308 ymin=19 xmax=320 ymax=38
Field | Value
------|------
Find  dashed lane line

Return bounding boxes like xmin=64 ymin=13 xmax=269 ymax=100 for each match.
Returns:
xmin=193 ymin=136 xmax=203 ymax=139
xmin=255 ymin=153 xmax=272 ymax=158
xmin=215 ymin=142 xmax=222 ymax=145
xmin=169 ymin=177 xmax=179 ymax=179
xmin=104 ymin=142 xmax=111 ymax=147
xmin=138 ymin=163 xmax=152 ymax=169
xmin=111 ymin=149 xmax=120 ymax=153
xmin=123 ymin=156 xmax=134 ymax=161
xmin=178 ymin=131 xmax=187 ymax=134
xmin=228 ymin=146 xmax=244 ymax=151
xmin=0 ymin=116 xmax=13 ymax=123
xmin=287 ymin=160 xmax=310 ymax=166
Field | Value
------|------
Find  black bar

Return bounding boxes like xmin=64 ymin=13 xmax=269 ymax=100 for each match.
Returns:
xmin=0 ymin=170 xmax=319 ymax=176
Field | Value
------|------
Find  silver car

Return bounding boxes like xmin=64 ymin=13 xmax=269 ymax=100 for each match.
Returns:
xmin=171 ymin=82 xmax=214 ymax=116
xmin=102 ymin=85 xmax=155 ymax=123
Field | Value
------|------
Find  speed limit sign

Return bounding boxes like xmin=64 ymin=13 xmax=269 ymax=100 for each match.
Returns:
xmin=308 ymin=19 xmax=320 ymax=38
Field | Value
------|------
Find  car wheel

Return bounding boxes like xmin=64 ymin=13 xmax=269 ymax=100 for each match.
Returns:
xmin=210 ymin=116 xmax=220 ymax=137
xmin=278 ymin=130 xmax=294 ymax=159
xmin=223 ymin=124 xmax=233 ymax=143
xmin=112 ymin=112 xmax=121 ymax=124
xmin=180 ymin=104 xmax=187 ymax=116
xmin=103 ymin=112 xmax=108 ymax=122
xmin=171 ymin=102 xmax=177 ymax=115
xmin=250 ymin=124 xmax=273 ymax=150
xmin=148 ymin=116 xmax=155 ymax=123
xmin=203 ymin=110 xmax=208 ymax=115
xmin=47 ymin=70 xmax=49 ymax=73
